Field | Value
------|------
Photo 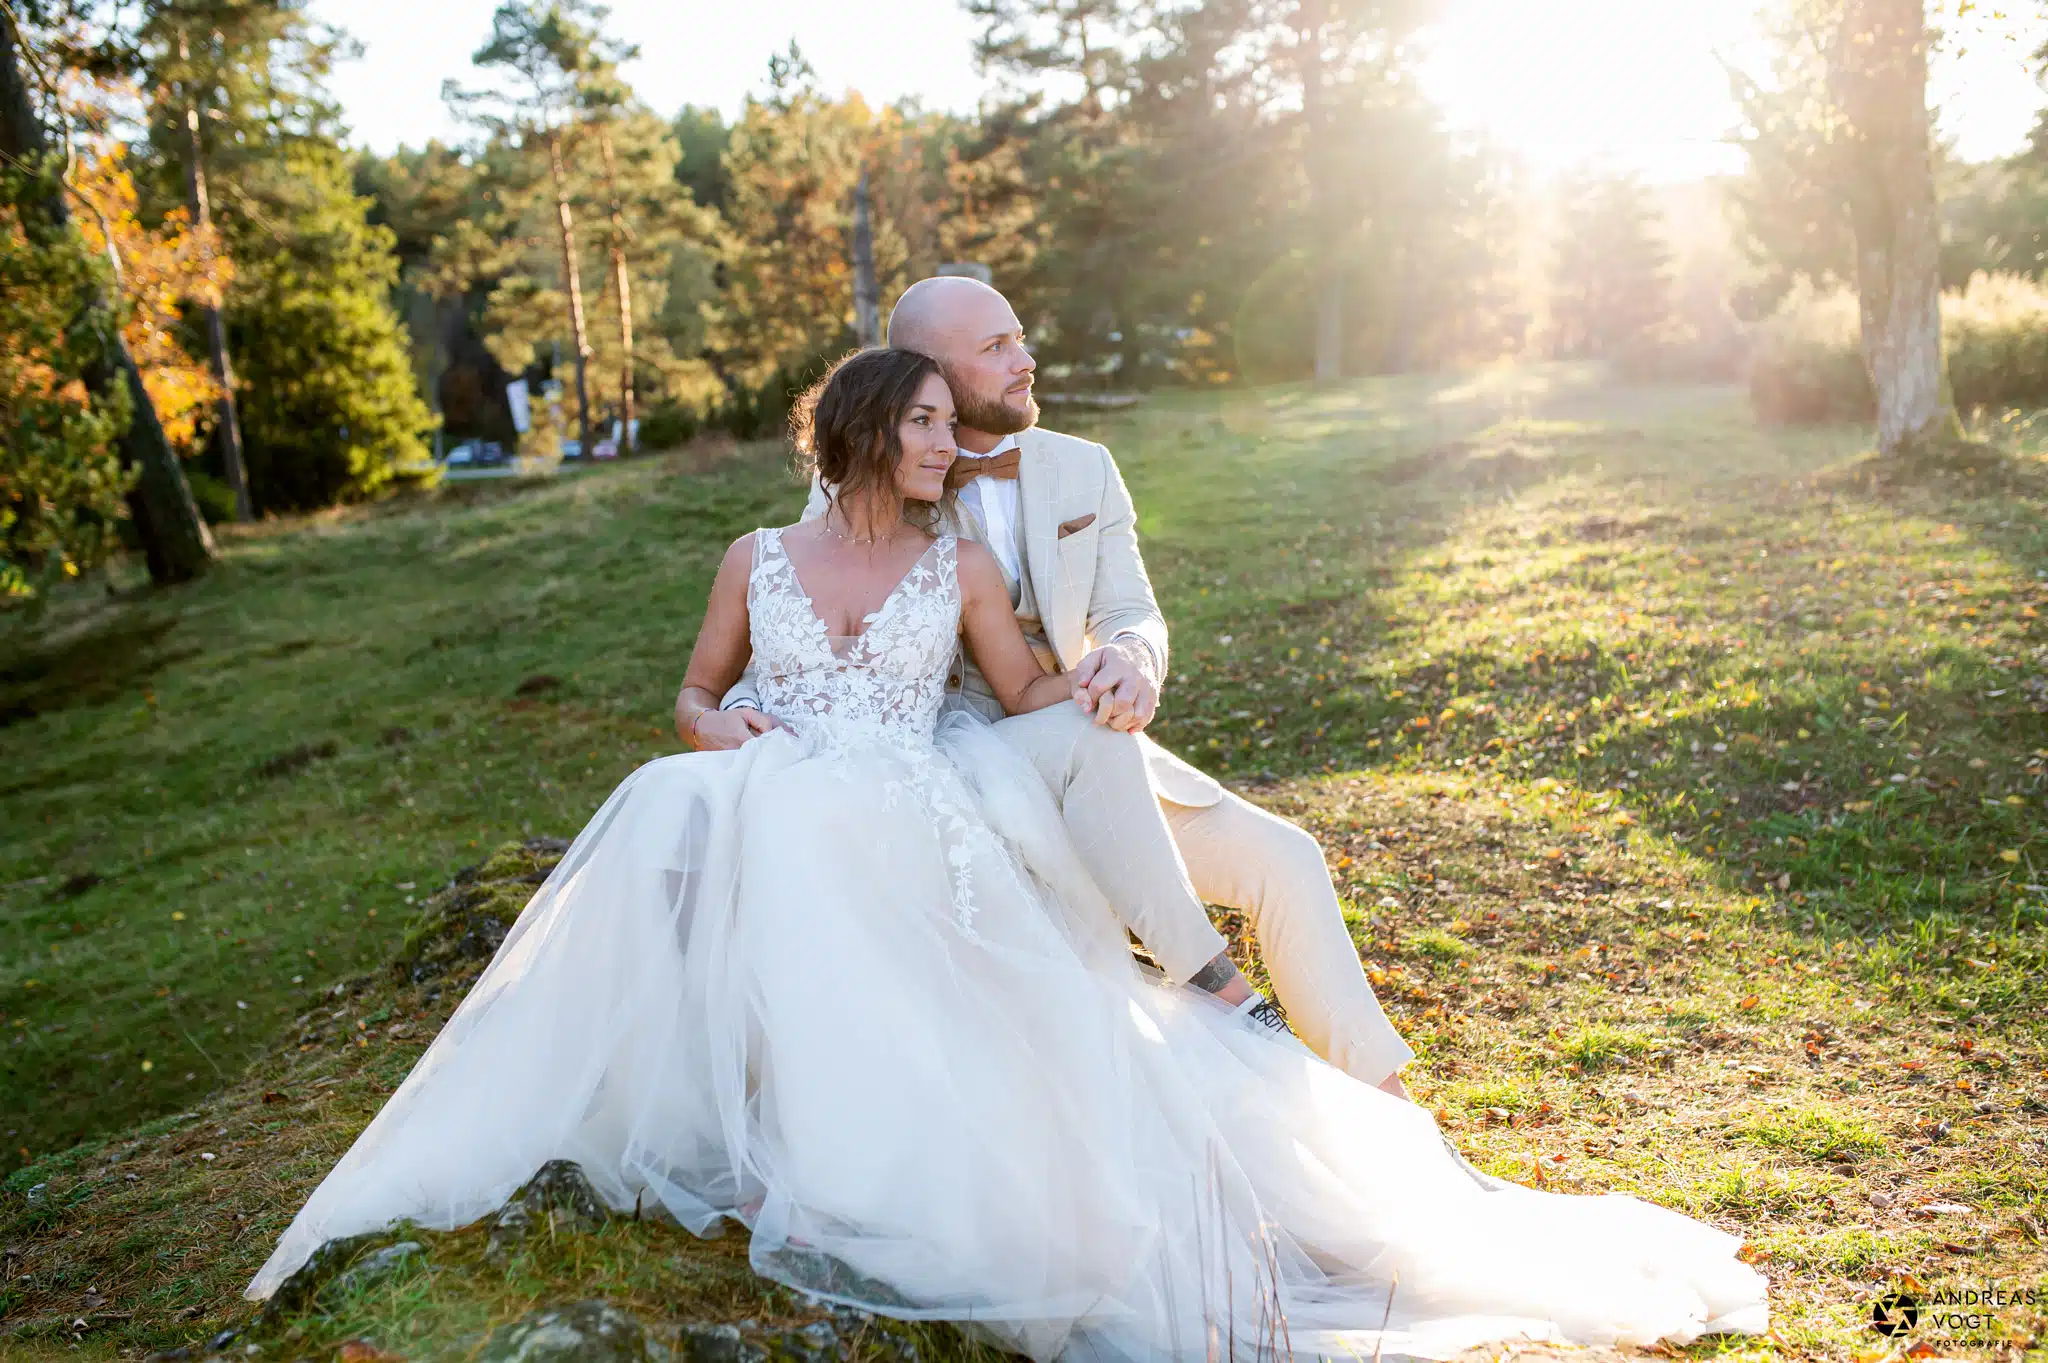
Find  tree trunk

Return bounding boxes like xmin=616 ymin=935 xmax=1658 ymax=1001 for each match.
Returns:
xmin=596 ymin=124 xmax=635 ymax=453
xmin=0 ymin=14 xmax=214 ymax=583
xmin=1830 ymin=0 xmax=1959 ymax=455
xmin=850 ymin=169 xmax=880 ymax=347
xmin=1384 ymin=240 xmax=1414 ymax=373
xmin=546 ymin=128 xmax=594 ymax=455
xmin=1299 ymin=0 xmax=1341 ymax=383
xmin=180 ymin=69 xmax=252 ymax=521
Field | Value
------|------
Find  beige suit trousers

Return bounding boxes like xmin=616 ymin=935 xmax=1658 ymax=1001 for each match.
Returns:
xmin=990 ymin=701 xmax=1416 ymax=1087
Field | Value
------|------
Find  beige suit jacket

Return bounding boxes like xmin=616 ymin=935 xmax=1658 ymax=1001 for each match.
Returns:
xmin=722 ymin=425 xmax=1224 ymax=808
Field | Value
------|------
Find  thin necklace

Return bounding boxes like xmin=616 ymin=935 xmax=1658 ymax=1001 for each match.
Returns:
xmin=822 ymin=516 xmax=899 ymax=547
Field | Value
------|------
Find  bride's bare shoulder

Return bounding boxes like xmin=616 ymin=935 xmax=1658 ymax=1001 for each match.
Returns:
xmin=953 ymin=538 xmax=1007 ymax=604
xmin=711 ymin=531 xmax=765 ymax=583
xmin=954 ymin=536 xmax=999 ymax=574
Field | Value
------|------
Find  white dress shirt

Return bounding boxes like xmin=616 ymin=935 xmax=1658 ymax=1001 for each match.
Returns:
xmin=952 ymin=434 xmax=1023 ymax=585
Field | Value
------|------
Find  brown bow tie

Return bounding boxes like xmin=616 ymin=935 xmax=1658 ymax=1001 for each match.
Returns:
xmin=944 ymin=448 xmax=1022 ymax=491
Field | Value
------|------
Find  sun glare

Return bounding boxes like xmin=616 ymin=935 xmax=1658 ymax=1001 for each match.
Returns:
xmin=1418 ymin=0 xmax=1760 ymax=182
xmin=1419 ymin=0 xmax=2048 ymax=183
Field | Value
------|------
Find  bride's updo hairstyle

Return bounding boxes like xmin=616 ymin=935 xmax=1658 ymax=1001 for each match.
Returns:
xmin=791 ymin=347 xmax=950 ymax=527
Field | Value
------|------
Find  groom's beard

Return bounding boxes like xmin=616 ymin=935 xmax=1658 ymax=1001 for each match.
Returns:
xmin=944 ymin=368 xmax=1038 ymax=436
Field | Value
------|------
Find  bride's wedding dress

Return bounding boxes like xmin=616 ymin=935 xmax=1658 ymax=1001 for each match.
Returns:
xmin=247 ymin=528 xmax=1769 ymax=1360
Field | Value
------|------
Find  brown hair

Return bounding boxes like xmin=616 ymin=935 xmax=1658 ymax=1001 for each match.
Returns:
xmin=789 ymin=347 xmax=950 ymax=526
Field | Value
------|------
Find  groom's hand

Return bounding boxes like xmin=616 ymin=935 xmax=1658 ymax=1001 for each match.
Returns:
xmin=1073 ymin=641 xmax=1159 ymax=733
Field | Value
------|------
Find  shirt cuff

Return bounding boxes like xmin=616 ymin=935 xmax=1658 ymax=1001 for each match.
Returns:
xmin=720 ymin=696 xmax=758 ymax=711
xmin=1110 ymin=631 xmax=1163 ymax=686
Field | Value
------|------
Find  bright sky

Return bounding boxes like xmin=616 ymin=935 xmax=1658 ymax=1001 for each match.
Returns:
xmin=306 ymin=0 xmax=986 ymax=147
xmin=310 ymin=0 xmax=2048 ymax=181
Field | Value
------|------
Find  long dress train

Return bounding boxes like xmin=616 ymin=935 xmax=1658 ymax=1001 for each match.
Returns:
xmin=246 ymin=528 xmax=1769 ymax=1361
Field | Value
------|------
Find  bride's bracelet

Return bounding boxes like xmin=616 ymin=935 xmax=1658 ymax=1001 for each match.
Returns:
xmin=687 ymin=708 xmax=713 ymax=750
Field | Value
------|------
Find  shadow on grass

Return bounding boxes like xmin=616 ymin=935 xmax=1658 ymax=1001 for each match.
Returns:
xmin=0 ymin=612 xmax=193 ymax=731
xmin=1147 ymin=384 xmax=2048 ymax=1039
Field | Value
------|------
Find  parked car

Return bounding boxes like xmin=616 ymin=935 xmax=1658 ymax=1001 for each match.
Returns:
xmin=476 ymin=441 xmax=510 ymax=466
xmin=560 ymin=439 xmax=583 ymax=460
xmin=444 ymin=441 xmax=478 ymax=466
xmin=592 ymin=439 xmax=619 ymax=460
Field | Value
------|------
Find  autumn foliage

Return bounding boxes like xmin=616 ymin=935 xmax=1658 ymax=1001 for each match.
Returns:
xmin=1 ymin=144 xmax=227 ymax=603
xmin=69 ymin=145 xmax=229 ymax=454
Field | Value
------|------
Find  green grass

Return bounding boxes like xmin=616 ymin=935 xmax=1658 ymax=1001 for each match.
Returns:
xmin=5 ymin=368 xmax=2048 ymax=1359
xmin=3 ymin=446 xmax=794 ymax=1169
xmin=1728 ymin=1105 xmax=1889 ymax=1163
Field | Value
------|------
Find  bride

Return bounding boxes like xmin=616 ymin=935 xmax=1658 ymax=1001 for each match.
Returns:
xmin=246 ymin=348 xmax=1770 ymax=1360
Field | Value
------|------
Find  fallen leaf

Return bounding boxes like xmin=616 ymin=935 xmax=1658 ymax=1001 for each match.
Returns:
xmin=338 ymin=1342 xmax=404 ymax=1363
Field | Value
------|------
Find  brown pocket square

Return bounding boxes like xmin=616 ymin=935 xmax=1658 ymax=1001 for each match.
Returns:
xmin=1057 ymin=514 xmax=1096 ymax=539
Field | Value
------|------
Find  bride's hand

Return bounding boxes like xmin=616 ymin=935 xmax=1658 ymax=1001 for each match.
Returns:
xmin=691 ymin=707 xmax=787 ymax=751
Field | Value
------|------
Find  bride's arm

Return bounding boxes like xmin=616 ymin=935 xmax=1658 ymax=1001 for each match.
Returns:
xmin=676 ymin=535 xmax=783 ymax=750
xmin=958 ymin=540 xmax=1081 ymax=716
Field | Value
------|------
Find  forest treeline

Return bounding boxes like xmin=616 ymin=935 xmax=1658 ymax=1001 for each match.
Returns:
xmin=7 ymin=0 xmax=2048 ymax=603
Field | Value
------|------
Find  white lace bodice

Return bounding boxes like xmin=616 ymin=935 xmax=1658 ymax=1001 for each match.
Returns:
xmin=747 ymin=527 xmax=960 ymax=741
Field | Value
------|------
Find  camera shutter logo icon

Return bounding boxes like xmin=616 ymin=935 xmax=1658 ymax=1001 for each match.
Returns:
xmin=1873 ymin=1291 xmax=1919 ymax=1337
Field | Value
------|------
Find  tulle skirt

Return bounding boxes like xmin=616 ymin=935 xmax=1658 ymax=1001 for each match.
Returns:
xmin=245 ymin=710 xmax=1769 ymax=1360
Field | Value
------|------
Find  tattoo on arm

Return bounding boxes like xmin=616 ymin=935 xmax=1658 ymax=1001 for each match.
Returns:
xmin=1187 ymin=950 xmax=1242 ymax=994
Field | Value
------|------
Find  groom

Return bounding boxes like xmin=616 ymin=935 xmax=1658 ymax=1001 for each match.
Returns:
xmin=712 ymin=275 xmax=1414 ymax=1098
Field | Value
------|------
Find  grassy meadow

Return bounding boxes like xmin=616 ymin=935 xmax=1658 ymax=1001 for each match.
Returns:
xmin=3 ymin=365 xmax=2046 ymax=1360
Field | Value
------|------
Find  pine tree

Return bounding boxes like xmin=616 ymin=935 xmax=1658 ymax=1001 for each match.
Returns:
xmin=218 ymin=142 xmax=434 ymax=508
xmin=447 ymin=0 xmax=627 ymax=457
xmin=710 ymin=46 xmax=871 ymax=406
xmin=139 ymin=0 xmax=276 ymax=521
xmin=577 ymin=64 xmax=717 ymax=451
xmin=966 ymin=0 xmax=1460 ymax=387
xmin=671 ymin=105 xmax=731 ymax=215
xmin=427 ymin=13 xmax=718 ymax=453
xmin=105 ymin=0 xmax=435 ymax=509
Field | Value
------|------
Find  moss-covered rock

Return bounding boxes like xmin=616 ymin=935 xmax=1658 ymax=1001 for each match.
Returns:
xmin=257 ymin=1230 xmax=422 ymax=1328
xmin=486 ymin=1160 xmax=612 ymax=1260
xmin=480 ymin=1300 xmax=666 ymax=1362
xmin=395 ymin=837 xmax=568 ymax=984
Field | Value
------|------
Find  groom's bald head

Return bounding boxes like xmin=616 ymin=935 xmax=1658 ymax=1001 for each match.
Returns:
xmin=887 ymin=276 xmax=1008 ymax=356
xmin=887 ymin=275 xmax=1037 ymax=440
